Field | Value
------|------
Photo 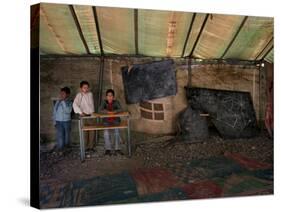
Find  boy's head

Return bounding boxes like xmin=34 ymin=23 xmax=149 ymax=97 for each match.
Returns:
xmin=80 ymin=81 xmax=90 ymax=93
xmin=106 ymin=89 xmax=115 ymax=103
xmin=60 ymin=87 xmax=70 ymax=100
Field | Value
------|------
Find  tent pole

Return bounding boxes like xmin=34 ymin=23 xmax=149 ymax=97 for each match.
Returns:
xmin=69 ymin=5 xmax=90 ymax=54
xmin=187 ymin=58 xmax=192 ymax=88
xmin=181 ymin=13 xmax=196 ymax=57
xmin=255 ymin=37 xmax=273 ymax=60
xmin=92 ymin=6 xmax=104 ymax=56
xmin=220 ymin=16 xmax=248 ymax=59
xmin=134 ymin=9 xmax=139 ymax=55
xmin=98 ymin=56 xmax=105 ymax=108
xmin=261 ymin=46 xmax=273 ymax=61
xmin=189 ymin=14 xmax=209 ymax=57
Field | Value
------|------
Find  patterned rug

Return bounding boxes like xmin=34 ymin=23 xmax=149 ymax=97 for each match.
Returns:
xmin=167 ymin=155 xmax=245 ymax=183
xmin=40 ymin=153 xmax=273 ymax=208
xmin=130 ymin=168 xmax=184 ymax=195
xmin=224 ymin=151 xmax=272 ymax=170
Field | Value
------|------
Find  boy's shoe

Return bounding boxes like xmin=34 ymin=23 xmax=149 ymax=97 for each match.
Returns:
xmin=86 ymin=148 xmax=95 ymax=153
xmin=115 ymin=150 xmax=124 ymax=156
xmin=104 ymin=150 xmax=112 ymax=156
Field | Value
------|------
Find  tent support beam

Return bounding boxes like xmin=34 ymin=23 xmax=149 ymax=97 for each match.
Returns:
xmin=220 ymin=16 xmax=248 ymax=59
xmin=261 ymin=46 xmax=273 ymax=61
xmin=189 ymin=14 xmax=209 ymax=57
xmin=96 ymin=57 xmax=104 ymax=144
xmin=41 ymin=54 xmax=259 ymax=66
xmin=187 ymin=58 xmax=192 ymax=88
xmin=69 ymin=5 xmax=90 ymax=54
xmin=181 ymin=13 xmax=196 ymax=57
xmin=134 ymin=9 xmax=139 ymax=55
xmin=98 ymin=57 xmax=105 ymax=107
xmin=92 ymin=6 xmax=104 ymax=56
xmin=255 ymin=37 xmax=273 ymax=60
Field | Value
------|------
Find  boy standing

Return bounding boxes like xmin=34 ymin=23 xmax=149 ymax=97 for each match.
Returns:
xmin=53 ymin=87 xmax=73 ymax=150
xmin=99 ymin=89 xmax=123 ymax=156
xmin=73 ymin=81 xmax=95 ymax=151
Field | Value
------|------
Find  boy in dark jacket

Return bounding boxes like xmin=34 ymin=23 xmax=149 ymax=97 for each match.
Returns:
xmin=99 ymin=89 xmax=123 ymax=156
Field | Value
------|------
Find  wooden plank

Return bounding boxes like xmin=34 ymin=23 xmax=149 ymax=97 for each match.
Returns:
xmin=200 ymin=113 xmax=210 ymax=116
xmin=80 ymin=112 xmax=129 ymax=119
xmin=82 ymin=120 xmax=128 ymax=131
xmin=92 ymin=111 xmax=129 ymax=118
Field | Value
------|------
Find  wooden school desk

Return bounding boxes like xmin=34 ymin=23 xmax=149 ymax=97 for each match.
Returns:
xmin=78 ymin=112 xmax=131 ymax=161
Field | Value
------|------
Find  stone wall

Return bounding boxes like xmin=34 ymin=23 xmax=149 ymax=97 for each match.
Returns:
xmin=40 ymin=56 xmax=100 ymax=143
xmin=40 ymin=56 xmax=264 ymax=143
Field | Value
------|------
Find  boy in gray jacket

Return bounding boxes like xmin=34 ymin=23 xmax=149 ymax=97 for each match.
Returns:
xmin=53 ymin=87 xmax=72 ymax=150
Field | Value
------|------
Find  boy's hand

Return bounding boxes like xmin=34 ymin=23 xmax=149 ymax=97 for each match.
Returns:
xmin=80 ymin=112 xmax=87 ymax=117
xmin=81 ymin=112 xmax=91 ymax=116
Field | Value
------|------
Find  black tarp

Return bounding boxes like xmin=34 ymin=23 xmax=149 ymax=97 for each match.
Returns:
xmin=187 ymin=87 xmax=258 ymax=138
xmin=178 ymin=106 xmax=209 ymax=142
xmin=121 ymin=60 xmax=177 ymax=104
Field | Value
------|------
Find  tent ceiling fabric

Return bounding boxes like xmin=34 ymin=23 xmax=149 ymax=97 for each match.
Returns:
xmin=139 ymin=10 xmax=171 ymax=57
xmin=73 ymin=5 xmax=100 ymax=54
xmin=193 ymin=14 xmax=245 ymax=59
xmin=222 ymin=16 xmax=273 ymax=60
xmin=40 ymin=4 xmax=86 ymax=54
xmin=97 ymin=7 xmax=135 ymax=54
xmin=183 ymin=13 xmax=208 ymax=57
xmin=38 ymin=3 xmax=274 ymax=63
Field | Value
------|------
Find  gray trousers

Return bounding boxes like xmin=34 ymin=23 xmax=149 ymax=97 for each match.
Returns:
xmin=104 ymin=129 xmax=120 ymax=151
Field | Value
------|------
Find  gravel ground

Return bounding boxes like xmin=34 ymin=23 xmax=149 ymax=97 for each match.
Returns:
xmin=40 ymin=131 xmax=273 ymax=182
xmin=134 ymin=131 xmax=273 ymax=169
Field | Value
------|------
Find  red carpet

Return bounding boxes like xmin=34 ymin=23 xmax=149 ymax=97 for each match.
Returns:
xmin=131 ymin=168 xmax=184 ymax=195
xmin=224 ymin=152 xmax=272 ymax=170
xmin=181 ymin=181 xmax=223 ymax=199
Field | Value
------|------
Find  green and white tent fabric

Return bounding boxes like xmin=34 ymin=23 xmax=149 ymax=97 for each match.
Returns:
xmin=35 ymin=3 xmax=273 ymax=63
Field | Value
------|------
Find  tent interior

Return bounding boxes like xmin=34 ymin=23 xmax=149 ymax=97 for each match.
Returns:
xmin=31 ymin=3 xmax=274 ymax=208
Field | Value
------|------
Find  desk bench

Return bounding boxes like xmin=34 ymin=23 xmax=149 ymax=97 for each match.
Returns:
xmin=78 ymin=112 xmax=131 ymax=161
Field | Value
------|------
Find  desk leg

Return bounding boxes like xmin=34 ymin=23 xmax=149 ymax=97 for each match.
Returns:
xmin=95 ymin=118 xmax=99 ymax=146
xmin=127 ymin=119 xmax=131 ymax=157
xmin=78 ymin=119 xmax=85 ymax=162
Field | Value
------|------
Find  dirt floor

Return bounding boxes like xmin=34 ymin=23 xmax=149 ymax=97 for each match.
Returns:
xmin=39 ymin=130 xmax=273 ymax=208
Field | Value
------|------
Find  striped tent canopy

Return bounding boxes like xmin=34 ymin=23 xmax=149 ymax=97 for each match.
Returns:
xmin=31 ymin=3 xmax=274 ymax=63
